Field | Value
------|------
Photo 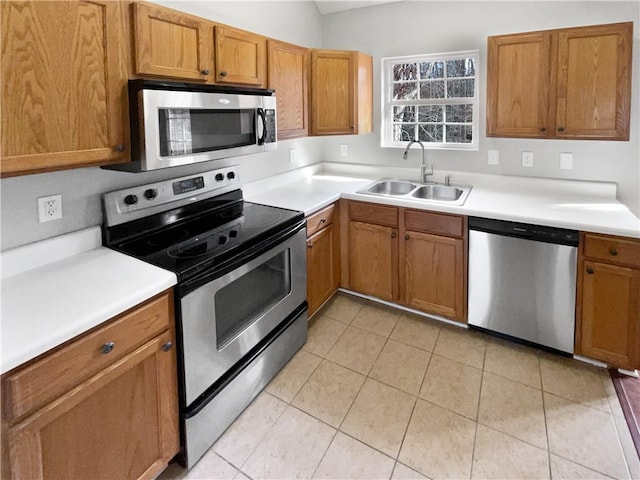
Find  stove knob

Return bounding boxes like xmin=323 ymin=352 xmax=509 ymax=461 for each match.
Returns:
xmin=227 ymin=171 xmax=236 ymax=180
xmin=124 ymin=194 xmax=138 ymax=206
xmin=218 ymin=236 xmax=227 ymax=245
xmin=215 ymin=173 xmax=224 ymax=182
xmin=144 ymin=188 xmax=158 ymax=200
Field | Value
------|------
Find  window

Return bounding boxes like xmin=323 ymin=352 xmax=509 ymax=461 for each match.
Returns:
xmin=381 ymin=50 xmax=479 ymax=149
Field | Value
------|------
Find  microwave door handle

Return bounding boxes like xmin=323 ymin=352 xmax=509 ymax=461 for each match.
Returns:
xmin=257 ymin=108 xmax=267 ymax=145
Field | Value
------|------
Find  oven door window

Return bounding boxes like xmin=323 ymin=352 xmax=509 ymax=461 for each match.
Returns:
xmin=215 ymin=249 xmax=292 ymax=349
xmin=158 ymin=108 xmax=256 ymax=157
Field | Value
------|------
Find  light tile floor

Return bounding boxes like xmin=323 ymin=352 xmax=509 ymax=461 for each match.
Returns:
xmin=161 ymin=293 xmax=640 ymax=480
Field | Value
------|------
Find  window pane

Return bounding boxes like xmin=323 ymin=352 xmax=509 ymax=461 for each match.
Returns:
xmin=446 ymin=125 xmax=473 ymax=143
xmin=419 ymin=81 xmax=445 ymax=99
xmin=393 ymin=63 xmax=417 ymax=81
xmin=393 ymin=124 xmax=416 ymax=142
xmin=446 ymin=104 xmax=473 ymax=123
xmin=394 ymin=82 xmax=418 ymax=100
xmin=446 ymin=59 xmax=475 ymax=78
xmin=418 ymin=124 xmax=443 ymax=143
xmin=419 ymin=61 xmax=444 ymax=79
xmin=447 ymin=79 xmax=474 ymax=98
xmin=418 ymin=105 xmax=443 ymax=122
xmin=394 ymin=106 xmax=415 ymax=123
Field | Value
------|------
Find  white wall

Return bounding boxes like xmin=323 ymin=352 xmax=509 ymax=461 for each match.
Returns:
xmin=0 ymin=1 xmax=324 ymax=251
xmin=320 ymin=1 xmax=640 ymax=216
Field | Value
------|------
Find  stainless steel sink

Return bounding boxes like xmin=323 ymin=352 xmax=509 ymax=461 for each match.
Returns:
xmin=364 ymin=180 xmax=416 ymax=196
xmin=356 ymin=178 xmax=472 ymax=206
xmin=412 ymin=185 xmax=463 ymax=201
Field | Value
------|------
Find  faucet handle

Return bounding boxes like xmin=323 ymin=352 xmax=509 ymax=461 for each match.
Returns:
xmin=444 ymin=175 xmax=450 ymax=186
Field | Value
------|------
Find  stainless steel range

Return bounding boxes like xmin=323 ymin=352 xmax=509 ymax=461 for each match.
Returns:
xmin=102 ymin=166 xmax=307 ymax=468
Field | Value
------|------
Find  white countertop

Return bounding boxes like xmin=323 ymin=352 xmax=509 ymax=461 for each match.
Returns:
xmin=244 ymin=163 xmax=640 ymax=238
xmin=1 ymin=227 xmax=177 ymax=374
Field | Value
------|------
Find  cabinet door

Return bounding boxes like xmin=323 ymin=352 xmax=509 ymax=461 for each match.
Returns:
xmin=307 ymin=224 xmax=340 ymax=316
xmin=268 ymin=39 xmax=308 ymax=140
xmin=579 ymin=261 xmax=640 ymax=369
xmin=404 ymin=231 xmax=464 ymax=321
xmin=8 ymin=332 xmax=179 ymax=480
xmin=1 ymin=0 xmax=129 ymax=176
xmin=215 ymin=25 xmax=266 ymax=86
xmin=133 ymin=3 xmax=212 ymax=82
xmin=310 ymin=50 xmax=355 ymax=135
xmin=556 ymin=23 xmax=632 ymax=140
xmin=348 ymin=221 xmax=398 ymax=302
xmin=486 ymin=32 xmax=552 ymax=138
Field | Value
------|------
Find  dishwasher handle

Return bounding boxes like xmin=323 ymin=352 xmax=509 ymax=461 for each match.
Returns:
xmin=468 ymin=216 xmax=579 ymax=246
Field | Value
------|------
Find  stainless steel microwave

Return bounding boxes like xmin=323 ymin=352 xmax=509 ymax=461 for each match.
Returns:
xmin=105 ymin=80 xmax=277 ymax=172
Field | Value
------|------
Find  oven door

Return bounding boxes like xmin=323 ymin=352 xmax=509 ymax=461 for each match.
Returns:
xmin=179 ymin=227 xmax=306 ymax=406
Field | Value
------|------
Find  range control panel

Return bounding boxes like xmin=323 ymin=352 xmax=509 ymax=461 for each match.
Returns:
xmin=103 ymin=166 xmax=240 ymax=227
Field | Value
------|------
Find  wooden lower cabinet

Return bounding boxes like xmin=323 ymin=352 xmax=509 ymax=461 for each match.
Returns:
xmin=348 ymin=221 xmax=399 ymax=302
xmin=343 ymin=201 xmax=467 ymax=322
xmin=306 ymin=203 xmax=341 ymax=316
xmin=2 ymin=292 xmax=179 ymax=480
xmin=577 ymin=233 xmax=640 ymax=369
xmin=404 ymin=230 xmax=464 ymax=320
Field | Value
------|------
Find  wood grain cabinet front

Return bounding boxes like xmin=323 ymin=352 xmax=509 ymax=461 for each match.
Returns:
xmin=1 ymin=0 xmax=130 ymax=177
xmin=215 ymin=25 xmax=267 ymax=87
xmin=1 ymin=291 xmax=180 ymax=480
xmin=576 ymin=234 xmax=640 ymax=370
xmin=309 ymin=49 xmax=373 ymax=136
xmin=487 ymin=22 xmax=632 ymax=140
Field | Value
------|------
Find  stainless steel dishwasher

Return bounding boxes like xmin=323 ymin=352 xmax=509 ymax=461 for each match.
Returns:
xmin=468 ymin=217 xmax=579 ymax=354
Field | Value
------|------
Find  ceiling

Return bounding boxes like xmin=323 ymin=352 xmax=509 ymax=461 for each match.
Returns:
xmin=314 ymin=0 xmax=403 ymax=15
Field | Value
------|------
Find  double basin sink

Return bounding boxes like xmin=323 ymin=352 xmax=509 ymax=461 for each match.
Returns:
xmin=357 ymin=179 xmax=472 ymax=206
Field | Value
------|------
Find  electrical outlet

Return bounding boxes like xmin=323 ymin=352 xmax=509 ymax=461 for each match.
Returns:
xmin=38 ymin=194 xmax=62 ymax=223
xmin=488 ymin=150 xmax=500 ymax=165
xmin=560 ymin=152 xmax=573 ymax=170
xmin=522 ymin=151 xmax=534 ymax=168
xmin=289 ymin=148 xmax=296 ymax=164
xmin=340 ymin=144 xmax=348 ymax=157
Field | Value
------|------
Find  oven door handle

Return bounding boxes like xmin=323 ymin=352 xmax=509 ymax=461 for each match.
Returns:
xmin=257 ymin=108 xmax=267 ymax=145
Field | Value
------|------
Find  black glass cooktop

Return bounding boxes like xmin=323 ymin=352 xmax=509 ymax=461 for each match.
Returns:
xmin=104 ymin=190 xmax=304 ymax=281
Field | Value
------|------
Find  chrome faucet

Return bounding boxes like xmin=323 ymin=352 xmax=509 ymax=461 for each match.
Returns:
xmin=402 ymin=140 xmax=433 ymax=183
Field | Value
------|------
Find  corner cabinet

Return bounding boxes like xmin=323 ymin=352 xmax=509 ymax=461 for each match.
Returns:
xmin=1 ymin=0 xmax=130 ymax=177
xmin=133 ymin=2 xmax=213 ymax=82
xmin=576 ymin=234 xmax=640 ymax=370
xmin=306 ymin=203 xmax=341 ymax=316
xmin=487 ymin=22 xmax=632 ymax=140
xmin=268 ymin=39 xmax=309 ymax=140
xmin=310 ymin=50 xmax=373 ymax=135
xmin=342 ymin=201 xmax=467 ymax=322
xmin=1 ymin=291 xmax=180 ymax=480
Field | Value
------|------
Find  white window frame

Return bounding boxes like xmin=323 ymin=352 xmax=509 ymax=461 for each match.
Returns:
xmin=381 ymin=50 xmax=480 ymax=150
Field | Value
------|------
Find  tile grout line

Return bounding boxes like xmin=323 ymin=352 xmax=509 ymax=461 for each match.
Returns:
xmin=309 ymin=428 xmax=340 ymax=480
xmin=539 ymin=354 xmax=554 ymax=480
xmin=469 ymin=337 xmax=489 ymax=480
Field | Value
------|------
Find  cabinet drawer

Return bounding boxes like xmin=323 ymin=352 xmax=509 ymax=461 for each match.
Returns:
xmin=583 ymin=234 xmax=640 ymax=268
xmin=405 ymin=209 xmax=465 ymax=238
xmin=307 ymin=204 xmax=335 ymax=237
xmin=349 ymin=201 xmax=398 ymax=227
xmin=3 ymin=291 xmax=172 ymax=423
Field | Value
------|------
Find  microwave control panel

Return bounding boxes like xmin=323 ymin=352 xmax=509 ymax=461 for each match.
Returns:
xmin=265 ymin=109 xmax=276 ymax=143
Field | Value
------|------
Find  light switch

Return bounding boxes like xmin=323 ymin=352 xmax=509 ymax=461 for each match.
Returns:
xmin=488 ymin=150 xmax=499 ymax=165
xmin=560 ymin=152 xmax=573 ymax=170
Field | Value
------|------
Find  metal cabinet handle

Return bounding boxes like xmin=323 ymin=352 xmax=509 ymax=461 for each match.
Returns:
xmin=162 ymin=341 xmax=173 ymax=352
xmin=405 ymin=234 xmax=410 ymax=240
xmin=320 ymin=218 xmax=327 ymax=224
xmin=586 ymin=267 xmax=594 ymax=274
xmin=609 ymin=248 xmax=618 ymax=256
xmin=101 ymin=342 xmax=115 ymax=354
xmin=114 ymin=144 xmax=126 ymax=153
xmin=557 ymin=127 xmax=565 ymax=132
xmin=307 ymin=243 xmax=314 ymax=249
xmin=220 ymin=71 xmax=228 ymax=77
xmin=539 ymin=127 xmax=546 ymax=132
xmin=391 ymin=232 xmax=397 ymax=238
xmin=201 ymin=69 xmax=210 ymax=75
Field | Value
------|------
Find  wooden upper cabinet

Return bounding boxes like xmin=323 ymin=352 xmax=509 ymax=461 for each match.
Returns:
xmin=487 ymin=32 xmax=551 ymax=137
xmin=215 ymin=25 xmax=267 ymax=86
xmin=487 ymin=22 xmax=632 ymax=140
xmin=268 ymin=39 xmax=308 ymax=140
xmin=556 ymin=23 xmax=632 ymax=140
xmin=310 ymin=50 xmax=373 ymax=135
xmin=0 ymin=0 xmax=130 ymax=177
xmin=133 ymin=2 xmax=212 ymax=82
